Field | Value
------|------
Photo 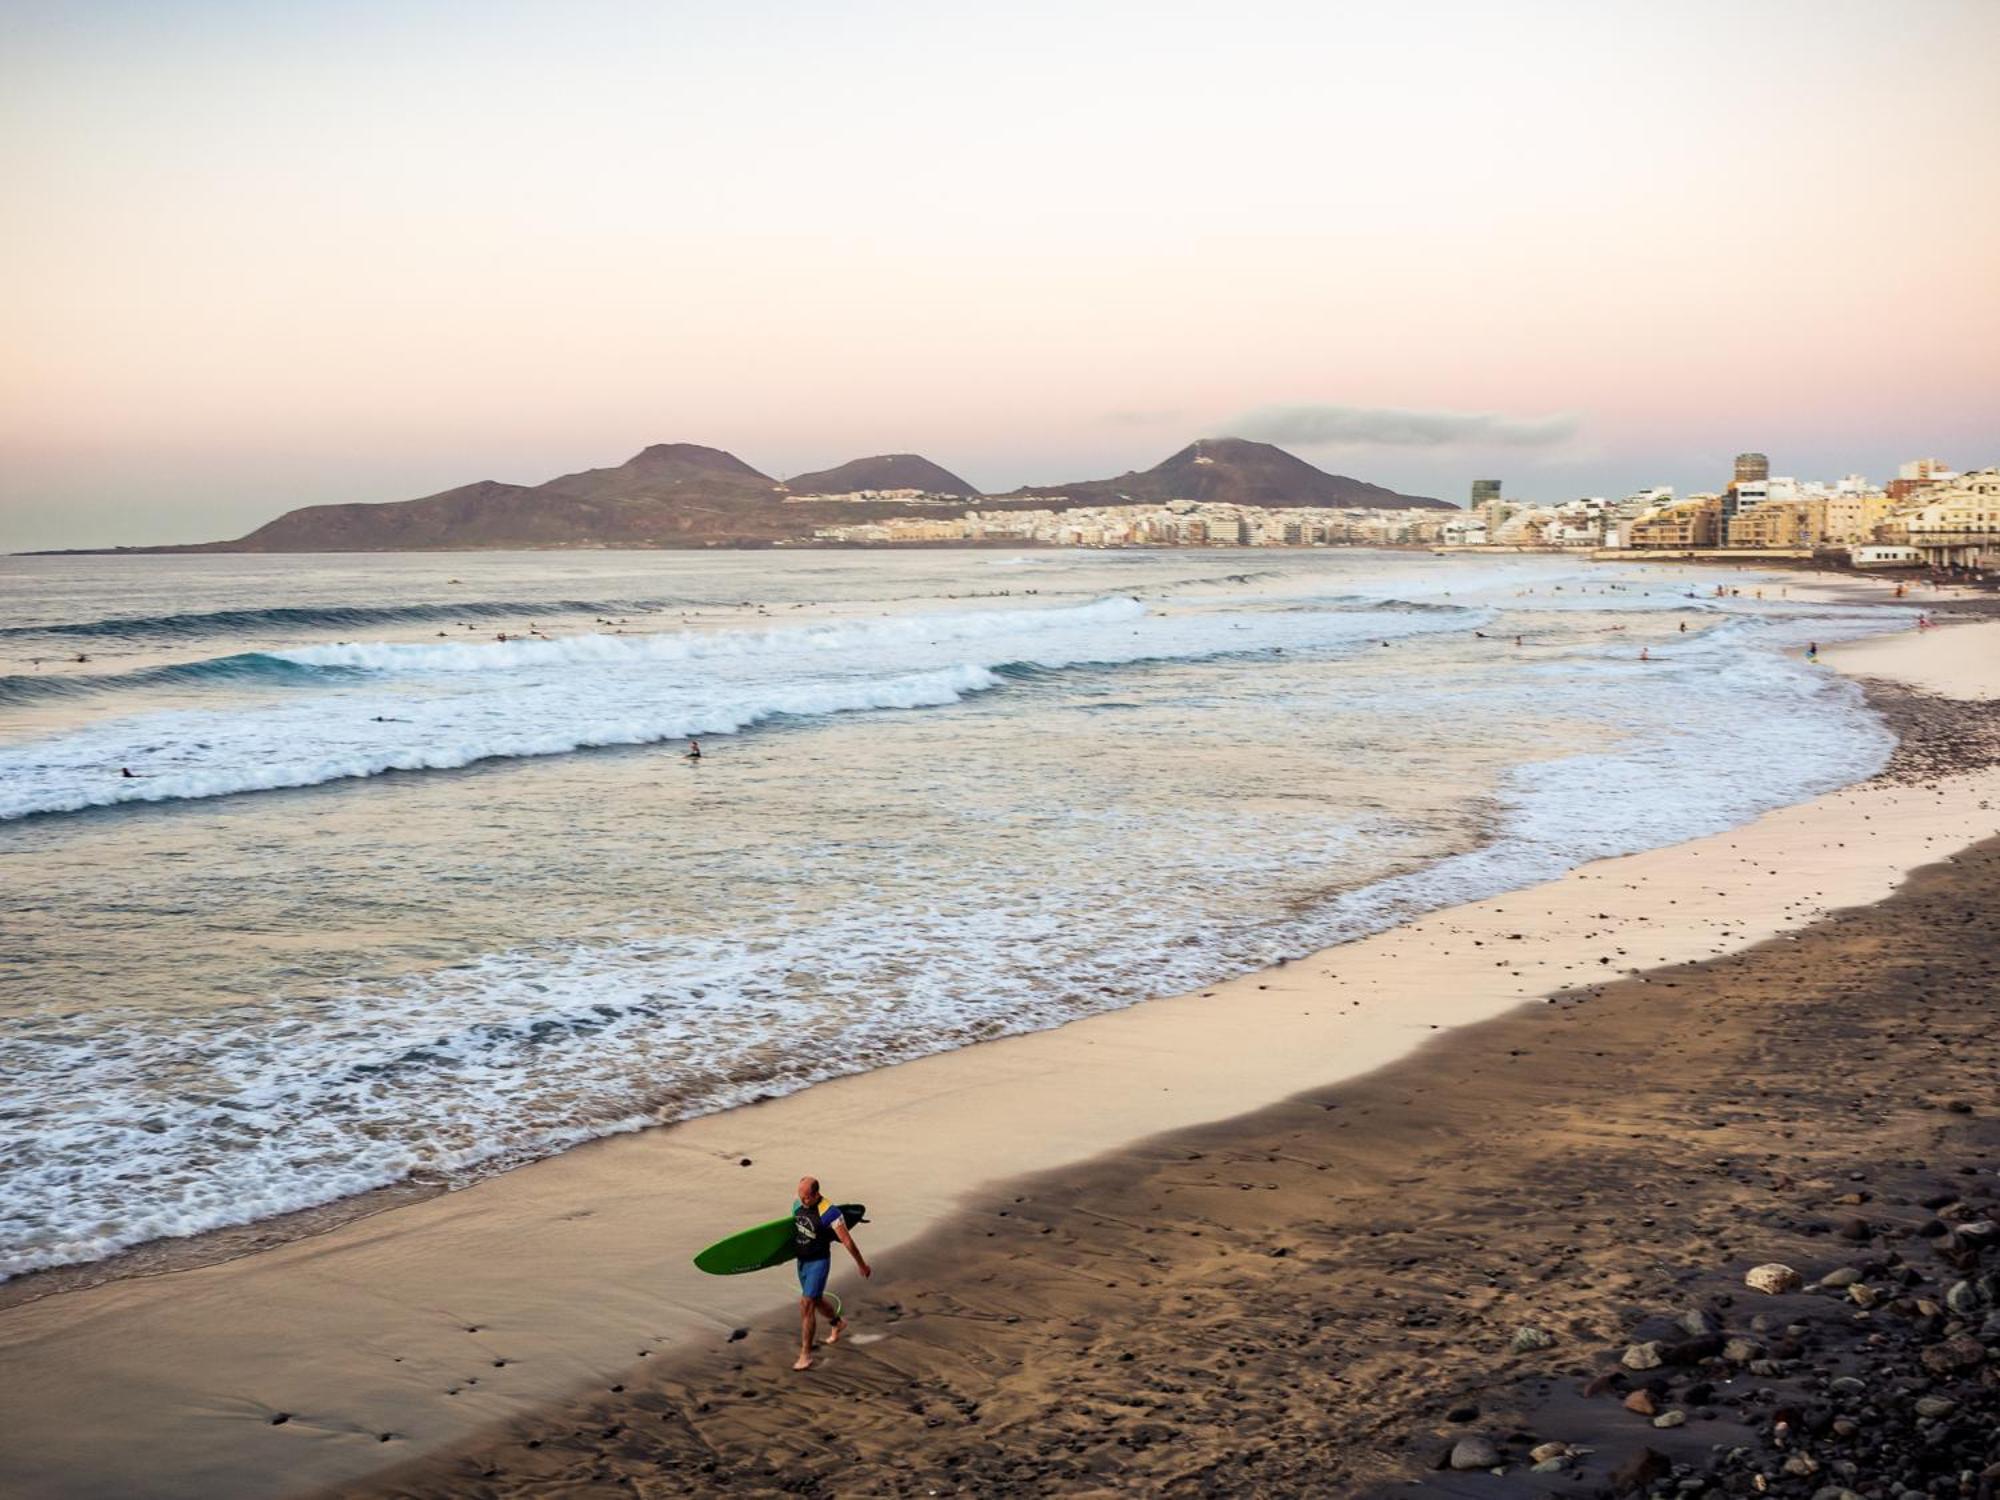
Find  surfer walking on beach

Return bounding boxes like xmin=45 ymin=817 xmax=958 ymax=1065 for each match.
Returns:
xmin=793 ymin=1175 xmax=869 ymax=1371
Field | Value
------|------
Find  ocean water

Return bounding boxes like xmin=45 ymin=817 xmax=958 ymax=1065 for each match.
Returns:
xmin=0 ymin=549 xmax=1904 ymax=1280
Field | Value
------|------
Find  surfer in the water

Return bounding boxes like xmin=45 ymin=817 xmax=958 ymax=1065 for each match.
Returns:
xmin=792 ymin=1175 xmax=869 ymax=1370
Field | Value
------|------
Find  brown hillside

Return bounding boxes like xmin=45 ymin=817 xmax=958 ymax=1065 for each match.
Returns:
xmin=120 ymin=437 xmax=1445 ymax=553
xmin=785 ymin=454 xmax=981 ymax=497
xmin=1004 ymin=438 xmax=1447 ymax=510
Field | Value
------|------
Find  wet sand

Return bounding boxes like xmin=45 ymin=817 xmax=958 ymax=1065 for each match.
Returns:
xmin=2 ymin=604 xmax=1996 ymax=1499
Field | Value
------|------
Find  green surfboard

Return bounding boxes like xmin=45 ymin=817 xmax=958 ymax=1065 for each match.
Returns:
xmin=693 ymin=1203 xmax=868 ymax=1276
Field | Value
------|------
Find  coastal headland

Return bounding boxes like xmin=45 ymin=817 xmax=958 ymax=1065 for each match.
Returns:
xmin=0 ymin=600 xmax=1996 ymax=1500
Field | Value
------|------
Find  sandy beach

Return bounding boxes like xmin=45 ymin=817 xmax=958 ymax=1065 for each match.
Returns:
xmin=15 ymin=3 xmax=2000 ymax=1492
xmin=1 ymin=606 xmax=1996 ymax=1499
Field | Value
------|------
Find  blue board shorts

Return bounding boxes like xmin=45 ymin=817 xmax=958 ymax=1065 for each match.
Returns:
xmin=797 ymin=1255 xmax=831 ymax=1300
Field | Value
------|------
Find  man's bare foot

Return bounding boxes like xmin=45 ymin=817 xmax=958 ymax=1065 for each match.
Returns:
xmin=792 ymin=1353 xmax=813 ymax=1371
xmin=825 ymin=1319 xmax=848 ymax=1345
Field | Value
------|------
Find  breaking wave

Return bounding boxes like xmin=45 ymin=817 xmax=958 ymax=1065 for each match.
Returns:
xmin=1 ymin=597 xmax=644 ymax=640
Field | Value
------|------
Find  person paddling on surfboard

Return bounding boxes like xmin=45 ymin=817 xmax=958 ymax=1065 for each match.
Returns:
xmin=793 ymin=1175 xmax=869 ymax=1370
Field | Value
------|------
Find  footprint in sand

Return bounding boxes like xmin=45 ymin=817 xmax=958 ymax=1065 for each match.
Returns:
xmin=847 ymin=1332 xmax=888 ymax=1345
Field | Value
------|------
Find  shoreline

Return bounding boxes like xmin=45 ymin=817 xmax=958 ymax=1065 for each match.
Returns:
xmin=369 ymin=816 xmax=2000 ymax=1498
xmin=346 ymin=616 xmax=2000 ymax=1498
xmin=0 ymin=563 xmax=1960 ymax=1307
xmin=0 ymin=614 xmax=1993 ymax=1496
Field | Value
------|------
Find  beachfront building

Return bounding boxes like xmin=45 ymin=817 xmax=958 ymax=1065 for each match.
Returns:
xmin=1626 ymin=495 xmax=1721 ymax=549
xmin=1888 ymin=457 xmax=1959 ymax=503
xmin=1599 ymin=487 xmax=1674 ymax=548
xmin=1439 ymin=514 xmax=1489 ymax=545
xmin=1488 ymin=506 xmax=1553 ymax=545
xmin=1851 ymin=545 xmax=1924 ymax=569
xmin=813 ymin=501 xmax=1456 ymax=548
xmin=1823 ymin=489 xmax=1895 ymax=545
xmin=1726 ymin=498 xmax=1827 ymax=549
xmin=1885 ymin=469 xmax=2000 ymax=572
xmin=1899 ymin=458 xmax=1957 ymax=483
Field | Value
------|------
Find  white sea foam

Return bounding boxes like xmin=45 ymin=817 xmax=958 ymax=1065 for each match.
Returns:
xmin=0 ymin=555 xmax=1907 ymax=1278
xmin=0 ymin=596 xmax=1479 ymax=820
xmin=274 ymin=596 xmax=1148 ymax=672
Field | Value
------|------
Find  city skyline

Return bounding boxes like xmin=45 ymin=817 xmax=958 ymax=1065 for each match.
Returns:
xmin=5 ymin=0 xmax=1999 ymax=549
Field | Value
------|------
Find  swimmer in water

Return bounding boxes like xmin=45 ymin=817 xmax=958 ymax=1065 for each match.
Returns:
xmin=686 ymin=739 xmax=702 ymax=760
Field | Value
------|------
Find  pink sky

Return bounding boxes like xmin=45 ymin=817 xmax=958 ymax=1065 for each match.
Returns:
xmin=3 ymin=0 xmax=1997 ymax=547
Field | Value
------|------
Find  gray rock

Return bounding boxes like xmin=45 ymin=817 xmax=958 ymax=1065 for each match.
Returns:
xmin=1652 ymin=1409 xmax=1687 ymax=1428
xmin=1510 ymin=1324 xmax=1556 ymax=1353
xmin=1448 ymin=1436 xmax=1501 ymax=1471
xmin=1746 ymin=1263 xmax=1801 ymax=1294
xmin=1846 ymin=1283 xmax=1879 ymax=1308
xmin=1676 ymin=1309 xmax=1714 ymax=1336
xmin=1622 ymin=1340 xmax=1664 ymax=1370
xmin=1819 ymin=1266 xmax=1863 ymax=1288
xmin=1945 ymin=1279 xmax=1981 ymax=1315
xmin=1913 ymin=1394 xmax=1956 ymax=1419
xmin=1829 ymin=1375 xmax=1866 ymax=1395
xmin=1530 ymin=1457 xmax=1568 ymax=1473
xmin=1529 ymin=1442 xmax=1568 ymax=1463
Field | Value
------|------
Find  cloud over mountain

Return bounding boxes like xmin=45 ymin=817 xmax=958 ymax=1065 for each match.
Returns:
xmin=1224 ymin=404 xmax=1580 ymax=449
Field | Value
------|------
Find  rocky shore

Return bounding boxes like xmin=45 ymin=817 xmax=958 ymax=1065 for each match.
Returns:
xmin=343 ymin=683 xmax=2000 ymax=1499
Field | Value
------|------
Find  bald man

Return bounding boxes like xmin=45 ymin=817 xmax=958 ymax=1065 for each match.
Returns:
xmin=791 ymin=1175 xmax=870 ymax=1370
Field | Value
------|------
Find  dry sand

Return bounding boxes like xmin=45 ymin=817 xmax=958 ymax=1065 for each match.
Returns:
xmin=1 ymin=607 xmax=1995 ymax=1499
xmin=1828 ymin=617 xmax=2000 ymax=701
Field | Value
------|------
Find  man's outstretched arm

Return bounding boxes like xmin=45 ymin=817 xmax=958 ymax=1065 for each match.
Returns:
xmin=832 ymin=1218 xmax=871 ymax=1277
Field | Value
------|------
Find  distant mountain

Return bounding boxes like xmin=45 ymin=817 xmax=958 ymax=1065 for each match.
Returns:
xmin=1003 ymin=438 xmax=1448 ymax=510
xmin=785 ymin=454 xmax=980 ymax=497
xmin=213 ymin=444 xmax=810 ymax=551
xmin=82 ymin=435 xmax=1443 ymax=553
